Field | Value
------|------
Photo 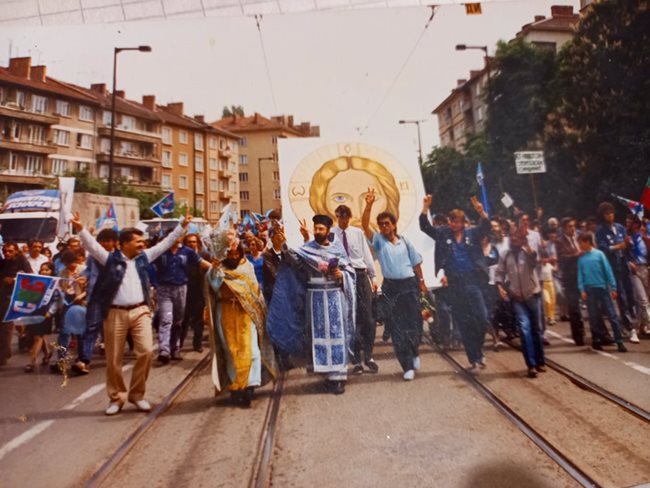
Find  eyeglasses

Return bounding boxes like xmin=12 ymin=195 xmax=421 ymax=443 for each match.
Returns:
xmin=378 ymin=221 xmax=391 ymax=227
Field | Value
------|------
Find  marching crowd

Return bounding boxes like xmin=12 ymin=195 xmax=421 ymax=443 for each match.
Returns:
xmin=0 ymin=192 xmax=649 ymax=414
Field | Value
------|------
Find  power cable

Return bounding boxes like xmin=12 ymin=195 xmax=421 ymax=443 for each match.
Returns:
xmin=254 ymin=14 xmax=279 ymax=114
xmin=357 ymin=4 xmax=438 ymax=135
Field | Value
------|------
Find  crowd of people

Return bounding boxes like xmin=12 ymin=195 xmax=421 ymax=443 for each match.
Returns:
xmin=0 ymin=194 xmax=648 ymax=413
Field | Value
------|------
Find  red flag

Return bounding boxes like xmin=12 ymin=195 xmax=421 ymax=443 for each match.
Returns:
xmin=641 ymin=176 xmax=650 ymax=210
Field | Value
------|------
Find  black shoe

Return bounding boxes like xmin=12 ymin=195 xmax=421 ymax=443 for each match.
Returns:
xmin=157 ymin=353 xmax=170 ymax=365
xmin=364 ymin=358 xmax=379 ymax=373
xmin=592 ymin=343 xmax=603 ymax=351
xmin=527 ymin=368 xmax=538 ymax=378
xmin=351 ymin=363 xmax=364 ymax=375
xmin=330 ymin=381 xmax=345 ymax=395
xmin=617 ymin=343 xmax=628 ymax=353
xmin=602 ymin=337 xmax=614 ymax=346
xmin=193 ymin=346 xmax=204 ymax=353
xmin=170 ymin=351 xmax=183 ymax=361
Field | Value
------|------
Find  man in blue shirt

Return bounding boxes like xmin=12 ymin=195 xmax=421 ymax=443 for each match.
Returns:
xmin=419 ymin=194 xmax=490 ymax=374
xmin=155 ymin=232 xmax=210 ymax=363
xmin=362 ymin=188 xmax=427 ymax=381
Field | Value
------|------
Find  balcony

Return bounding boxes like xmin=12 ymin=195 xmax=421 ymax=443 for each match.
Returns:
xmin=0 ymin=138 xmax=58 ymax=154
xmin=218 ymin=169 xmax=231 ymax=179
xmin=96 ymin=152 xmax=160 ymax=168
xmin=129 ymin=180 xmax=162 ymax=192
xmin=218 ymin=190 xmax=231 ymax=200
xmin=0 ymin=170 xmax=53 ymax=186
xmin=0 ymin=104 xmax=60 ymax=125
xmin=218 ymin=148 xmax=232 ymax=159
xmin=98 ymin=126 xmax=161 ymax=145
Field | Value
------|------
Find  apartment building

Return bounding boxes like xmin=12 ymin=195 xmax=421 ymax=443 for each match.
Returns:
xmin=432 ymin=5 xmax=578 ymax=152
xmin=153 ymin=100 xmax=239 ymax=221
xmin=0 ymin=57 xmax=100 ymax=196
xmin=213 ymin=113 xmax=320 ymax=217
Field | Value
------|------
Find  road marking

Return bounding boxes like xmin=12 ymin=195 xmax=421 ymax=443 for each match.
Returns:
xmin=0 ymin=364 xmax=133 ymax=462
xmin=546 ymin=330 xmax=650 ymax=377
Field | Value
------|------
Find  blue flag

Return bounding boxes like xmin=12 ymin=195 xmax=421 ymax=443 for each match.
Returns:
xmin=97 ymin=201 xmax=119 ymax=230
xmin=3 ymin=273 xmax=60 ymax=323
xmin=151 ymin=191 xmax=174 ymax=218
xmin=476 ymin=162 xmax=491 ymax=216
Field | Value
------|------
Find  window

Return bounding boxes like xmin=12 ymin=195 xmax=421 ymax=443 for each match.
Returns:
xmin=51 ymin=159 xmax=68 ymax=175
xmin=196 ymin=197 xmax=204 ymax=211
xmin=121 ymin=115 xmax=135 ymax=130
xmin=240 ymin=210 xmax=250 ymax=218
xmin=9 ymin=153 xmax=18 ymax=171
xmin=273 ymin=189 xmax=281 ymax=200
xmin=210 ymin=201 xmax=218 ymax=212
xmin=26 ymin=155 xmax=43 ymax=174
xmin=99 ymin=164 xmax=109 ymax=179
xmin=27 ymin=125 xmax=45 ymax=144
xmin=219 ymin=180 xmax=226 ymax=191
xmin=55 ymin=129 xmax=70 ymax=146
xmin=121 ymin=141 xmax=135 ymax=155
xmin=239 ymin=154 xmax=248 ymax=165
xmin=179 ymin=175 xmax=188 ymax=189
xmin=103 ymin=111 xmax=112 ymax=126
xmin=55 ymin=100 xmax=70 ymax=116
xmin=230 ymin=181 xmax=237 ymax=193
xmin=239 ymin=172 xmax=249 ymax=182
xmin=179 ymin=130 xmax=188 ymax=144
xmin=16 ymin=91 xmax=25 ymax=107
xmin=31 ymin=95 xmax=47 ymax=114
xmin=209 ymin=157 xmax=217 ymax=170
xmin=194 ymin=133 xmax=203 ymax=150
xmin=273 ymin=171 xmax=280 ymax=181
xmin=179 ymin=153 xmax=188 ymax=166
xmin=229 ymin=161 xmax=237 ymax=173
xmin=219 ymin=161 xmax=227 ymax=171
xmin=209 ymin=137 xmax=217 ymax=149
xmin=76 ymin=161 xmax=89 ymax=172
xmin=162 ymin=150 xmax=172 ymax=168
xmin=240 ymin=191 xmax=250 ymax=201
xmin=4 ymin=122 xmax=20 ymax=140
xmin=210 ymin=178 xmax=218 ymax=191
xmin=272 ymin=135 xmax=278 ymax=144
xmin=77 ymin=133 xmax=93 ymax=149
xmin=162 ymin=174 xmax=172 ymax=189
xmin=195 ymin=177 xmax=204 ymax=194
xmin=162 ymin=127 xmax=172 ymax=144
xmin=79 ymin=105 xmax=94 ymax=122
xmin=179 ymin=198 xmax=189 ymax=208
xmin=239 ymin=137 xmax=247 ymax=147
xmin=195 ymin=155 xmax=204 ymax=172
xmin=100 ymin=138 xmax=110 ymax=153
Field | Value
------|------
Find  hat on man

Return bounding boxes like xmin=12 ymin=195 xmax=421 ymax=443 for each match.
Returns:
xmin=312 ymin=214 xmax=333 ymax=228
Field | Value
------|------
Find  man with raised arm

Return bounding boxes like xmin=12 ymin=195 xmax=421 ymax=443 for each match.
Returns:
xmin=71 ymin=210 xmax=192 ymax=415
xmin=362 ymin=188 xmax=427 ymax=381
xmin=419 ymin=194 xmax=490 ymax=375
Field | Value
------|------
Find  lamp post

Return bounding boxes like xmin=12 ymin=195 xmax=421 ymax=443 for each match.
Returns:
xmin=107 ymin=45 xmax=152 ymax=196
xmin=257 ymin=157 xmax=274 ymax=214
xmin=455 ymin=44 xmax=490 ymax=83
xmin=399 ymin=119 xmax=425 ymax=165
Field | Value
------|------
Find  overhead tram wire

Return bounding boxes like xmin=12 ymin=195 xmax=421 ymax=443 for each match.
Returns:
xmin=254 ymin=14 xmax=279 ymax=114
xmin=357 ymin=5 xmax=438 ymax=136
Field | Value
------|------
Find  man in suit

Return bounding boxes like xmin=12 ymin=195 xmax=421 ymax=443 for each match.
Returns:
xmin=556 ymin=217 xmax=585 ymax=345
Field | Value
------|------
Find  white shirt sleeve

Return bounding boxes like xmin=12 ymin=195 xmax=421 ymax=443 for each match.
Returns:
xmin=144 ymin=225 xmax=186 ymax=263
xmin=361 ymin=235 xmax=377 ymax=279
xmin=79 ymin=229 xmax=109 ymax=266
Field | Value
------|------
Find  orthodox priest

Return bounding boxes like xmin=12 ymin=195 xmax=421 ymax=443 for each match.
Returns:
xmin=204 ymin=228 xmax=277 ymax=407
xmin=267 ymin=215 xmax=356 ymax=394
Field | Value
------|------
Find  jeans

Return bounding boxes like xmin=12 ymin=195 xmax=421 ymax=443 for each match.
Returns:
xmin=447 ymin=274 xmax=487 ymax=365
xmin=157 ymin=284 xmax=187 ymax=356
xmin=512 ymin=294 xmax=545 ymax=368
xmin=585 ymin=287 xmax=623 ymax=344
xmin=630 ymin=265 xmax=650 ymax=329
xmin=382 ymin=277 xmax=422 ymax=372
xmin=352 ymin=269 xmax=376 ymax=364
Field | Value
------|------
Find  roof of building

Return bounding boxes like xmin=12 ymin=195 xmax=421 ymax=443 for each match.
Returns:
xmin=0 ymin=66 xmax=100 ymax=105
xmin=212 ymin=112 xmax=319 ymax=137
xmin=516 ymin=5 xmax=579 ymax=38
xmin=154 ymin=106 xmax=239 ymax=138
xmin=432 ymin=66 xmax=487 ymax=114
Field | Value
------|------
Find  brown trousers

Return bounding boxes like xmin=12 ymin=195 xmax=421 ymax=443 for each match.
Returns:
xmin=104 ymin=306 xmax=153 ymax=404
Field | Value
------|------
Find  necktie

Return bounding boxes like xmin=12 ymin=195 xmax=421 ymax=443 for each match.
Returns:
xmin=341 ymin=229 xmax=350 ymax=256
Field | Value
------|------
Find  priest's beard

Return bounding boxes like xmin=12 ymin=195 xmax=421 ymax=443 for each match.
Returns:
xmin=314 ymin=232 xmax=329 ymax=245
xmin=223 ymin=246 xmax=244 ymax=270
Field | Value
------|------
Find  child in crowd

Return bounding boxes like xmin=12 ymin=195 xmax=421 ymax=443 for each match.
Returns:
xmin=24 ymin=262 xmax=59 ymax=373
xmin=577 ymin=232 xmax=627 ymax=352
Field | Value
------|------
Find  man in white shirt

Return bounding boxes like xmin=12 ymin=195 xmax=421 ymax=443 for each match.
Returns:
xmin=71 ymin=210 xmax=192 ymax=416
xmin=332 ymin=205 xmax=379 ymax=374
xmin=26 ymin=239 xmax=49 ymax=274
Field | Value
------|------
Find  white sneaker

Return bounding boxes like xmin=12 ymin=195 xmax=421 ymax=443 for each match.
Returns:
xmin=413 ymin=356 xmax=421 ymax=370
xmin=477 ymin=356 xmax=487 ymax=369
xmin=105 ymin=402 xmax=122 ymax=416
xmin=403 ymin=369 xmax=415 ymax=381
xmin=131 ymin=399 xmax=152 ymax=412
xmin=630 ymin=330 xmax=640 ymax=344
xmin=466 ymin=364 xmax=480 ymax=376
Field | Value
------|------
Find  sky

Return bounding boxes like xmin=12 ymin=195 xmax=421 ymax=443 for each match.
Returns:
xmin=0 ymin=0 xmax=580 ymax=163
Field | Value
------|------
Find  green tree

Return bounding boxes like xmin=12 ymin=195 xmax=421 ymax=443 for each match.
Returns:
xmin=222 ymin=105 xmax=245 ymax=117
xmin=552 ymin=0 xmax=650 ymax=215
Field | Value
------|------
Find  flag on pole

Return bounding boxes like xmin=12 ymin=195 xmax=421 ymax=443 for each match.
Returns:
xmin=3 ymin=273 xmax=60 ymax=323
xmin=476 ymin=162 xmax=491 ymax=216
xmin=640 ymin=176 xmax=650 ymax=210
xmin=96 ymin=201 xmax=119 ymax=231
xmin=611 ymin=193 xmax=645 ymax=219
xmin=151 ymin=191 xmax=174 ymax=218
xmin=218 ymin=203 xmax=239 ymax=230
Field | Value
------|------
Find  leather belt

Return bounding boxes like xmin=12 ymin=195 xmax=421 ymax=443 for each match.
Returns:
xmin=111 ymin=302 xmax=146 ymax=311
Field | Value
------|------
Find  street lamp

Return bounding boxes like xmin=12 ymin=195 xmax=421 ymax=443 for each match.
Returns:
xmin=399 ymin=119 xmax=425 ymax=165
xmin=257 ymin=157 xmax=274 ymax=214
xmin=107 ymin=45 xmax=152 ymax=196
xmin=455 ymin=44 xmax=490 ymax=83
